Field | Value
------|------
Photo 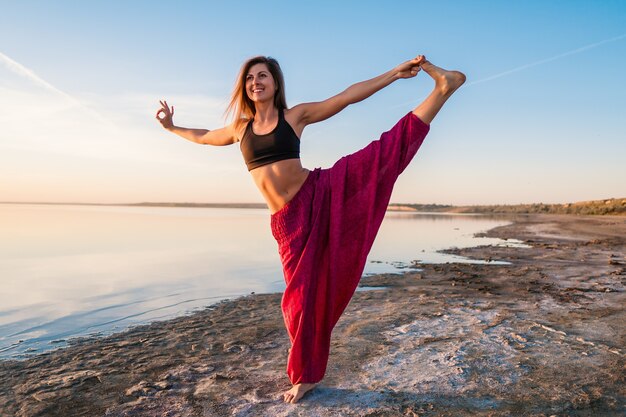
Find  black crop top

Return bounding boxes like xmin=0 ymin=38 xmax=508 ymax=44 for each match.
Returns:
xmin=240 ymin=108 xmax=301 ymax=171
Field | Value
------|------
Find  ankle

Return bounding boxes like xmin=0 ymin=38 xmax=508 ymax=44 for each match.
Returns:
xmin=437 ymin=81 xmax=455 ymax=97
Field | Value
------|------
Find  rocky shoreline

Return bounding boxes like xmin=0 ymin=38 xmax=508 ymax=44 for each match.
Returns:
xmin=1 ymin=214 xmax=624 ymax=416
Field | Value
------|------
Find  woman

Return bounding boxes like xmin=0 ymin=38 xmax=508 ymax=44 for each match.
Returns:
xmin=156 ymin=55 xmax=465 ymax=403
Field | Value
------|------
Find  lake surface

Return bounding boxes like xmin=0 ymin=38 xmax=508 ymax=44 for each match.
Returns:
xmin=0 ymin=204 xmax=523 ymax=359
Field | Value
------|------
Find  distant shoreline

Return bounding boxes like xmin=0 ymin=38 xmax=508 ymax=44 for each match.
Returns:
xmin=1 ymin=197 xmax=624 ymax=215
xmin=0 ymin=201 xmax=268 ymax=209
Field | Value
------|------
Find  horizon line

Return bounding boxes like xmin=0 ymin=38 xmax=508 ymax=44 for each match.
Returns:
xmin=1 ymin=198 xmax=624 ymax=208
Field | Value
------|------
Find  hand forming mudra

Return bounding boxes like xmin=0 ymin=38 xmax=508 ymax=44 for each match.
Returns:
xmin=156 ymin=100 xmax=174 ymax=130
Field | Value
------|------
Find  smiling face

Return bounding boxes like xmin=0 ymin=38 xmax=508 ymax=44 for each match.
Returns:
xmin=245 ymin=63 xmax=277 ymax=103
xmin=227 ymin=56 xmax=287 ymax=126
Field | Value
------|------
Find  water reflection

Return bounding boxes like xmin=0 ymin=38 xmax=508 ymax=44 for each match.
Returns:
xmin=0 ymin=204 xmax=522 ymax=359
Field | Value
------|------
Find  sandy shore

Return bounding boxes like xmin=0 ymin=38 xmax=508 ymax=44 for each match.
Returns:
xmin=1 ymin=214 xmax=624 ymax=416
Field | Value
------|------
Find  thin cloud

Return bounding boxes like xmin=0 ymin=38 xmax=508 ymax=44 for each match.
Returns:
xmin=0 ymin=51 xmax=80 ymax=104
xmin=0 ymin=50 xmax=111 ymax=125
xmin=466 ymin=33 xmax=626 ymax=87
xmin=393 ymin=32 xmax=626 ymax=108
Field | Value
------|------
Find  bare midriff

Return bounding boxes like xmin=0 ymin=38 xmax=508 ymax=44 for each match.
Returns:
xmin=250 ymin=159 xmax=310 ymax=214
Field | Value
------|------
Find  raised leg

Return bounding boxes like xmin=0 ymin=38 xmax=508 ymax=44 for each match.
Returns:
xmin=277 ymin=112 xmax=430 ymax=403
xmin=413 ymin=60 xmax=466 ymax=125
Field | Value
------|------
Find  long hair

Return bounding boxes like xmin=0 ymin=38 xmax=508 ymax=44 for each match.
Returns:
xmin=225 ymin=56 xmax=287 ymax=132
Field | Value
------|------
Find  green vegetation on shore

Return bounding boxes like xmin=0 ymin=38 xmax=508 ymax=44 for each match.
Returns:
xmin=390 ymin=198 xmax=626 ymax=216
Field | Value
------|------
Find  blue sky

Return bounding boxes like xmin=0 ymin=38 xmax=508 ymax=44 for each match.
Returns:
xmin=1 ymin=0 xmax=625 ymax=204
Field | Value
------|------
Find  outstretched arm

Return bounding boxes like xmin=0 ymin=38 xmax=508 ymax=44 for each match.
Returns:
xmin=156 ymin=100 xmax=237 ymax=146
xmin=291 ymin=55 xmax=425 ymax=128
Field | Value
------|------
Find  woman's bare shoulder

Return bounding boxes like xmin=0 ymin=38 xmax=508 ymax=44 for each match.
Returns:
xmin=232 ymin=118 xmax=250 ymax=142
xmin=283 ymin=106 xmax=307 ymax=137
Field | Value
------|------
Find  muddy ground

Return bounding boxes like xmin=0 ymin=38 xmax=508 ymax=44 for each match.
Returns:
xmin=1 ymin=214 xmax=624 ymax=416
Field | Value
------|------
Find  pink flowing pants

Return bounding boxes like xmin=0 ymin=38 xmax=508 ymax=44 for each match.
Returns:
xmin=270 ymin=112 xmax=430 ymax=384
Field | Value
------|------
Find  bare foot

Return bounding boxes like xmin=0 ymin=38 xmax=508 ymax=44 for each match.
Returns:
xmin=420 ymin=60 xmax=466 ymax=97
xmin=283 ymin=383 xmax=317 ymax=404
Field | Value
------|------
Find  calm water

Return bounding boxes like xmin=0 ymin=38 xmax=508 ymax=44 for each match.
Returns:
xmin=0 ymin=204 xmax=523 ymax=359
